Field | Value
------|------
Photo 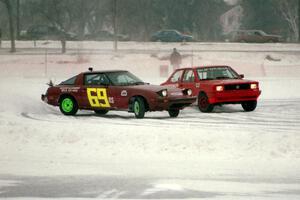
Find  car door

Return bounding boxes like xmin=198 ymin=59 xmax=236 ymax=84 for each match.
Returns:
xmin=180 ymin=69 xmax=197 ymax=95
xmin=80 ymin=73 xmax=113 ymax=110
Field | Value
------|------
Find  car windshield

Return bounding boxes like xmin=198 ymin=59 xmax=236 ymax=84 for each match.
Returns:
xmin=106 ymin=71 xmax=144 ymax=86
xmin=197 ymin=67 xmax=239 ymax=80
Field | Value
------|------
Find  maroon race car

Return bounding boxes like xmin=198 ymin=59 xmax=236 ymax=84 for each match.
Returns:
xmin=41 ymin=69 xmax=196 ymax=118
xmin=161 ymin=66 xmax=261 ymax=112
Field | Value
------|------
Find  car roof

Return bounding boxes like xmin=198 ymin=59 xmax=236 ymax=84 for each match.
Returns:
xmin=82 ymin=70 xmax=128 ymax=74
xmin=177 ymin=65 xmax=230 ymax=70
xmin=234 ymin=30 xmax=263 ymax=32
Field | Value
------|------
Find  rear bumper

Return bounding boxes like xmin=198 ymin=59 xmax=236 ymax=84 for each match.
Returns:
xmin=41 ymin=94 xmax=47 ymax=102
xmin=209 ymin=90 xmax=261 ymax=104
xmin=150 ymin=96 xmax=197 ymax=111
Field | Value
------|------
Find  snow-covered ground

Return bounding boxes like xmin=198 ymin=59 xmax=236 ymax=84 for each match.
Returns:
xmin=0 ymin=41 xmax=300 ymax=199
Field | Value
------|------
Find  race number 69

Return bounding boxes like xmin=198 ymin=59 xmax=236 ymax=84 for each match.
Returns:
xmin=87 ymin=88 xmax=110 ymax=108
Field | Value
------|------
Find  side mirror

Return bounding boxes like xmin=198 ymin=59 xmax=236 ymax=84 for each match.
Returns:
xmin=239 ymin=74 xmax=244 ymax=79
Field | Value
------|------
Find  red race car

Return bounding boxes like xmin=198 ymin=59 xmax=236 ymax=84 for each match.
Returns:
xmin=161 ymin=65 xmax=261 ymax=112
xmin=41 ymin=69 xmax=196 ymax=118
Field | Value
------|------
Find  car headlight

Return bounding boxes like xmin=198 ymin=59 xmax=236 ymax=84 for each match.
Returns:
xmin=183 ymin=88 xmax=192 ymax=96
xmin=216 ymin=85 xmax=224 ymax=92
xmin=250 ymin=83 xmax=258 ymax=89
xmin=157 ymin=89 xmax=168 ymax=97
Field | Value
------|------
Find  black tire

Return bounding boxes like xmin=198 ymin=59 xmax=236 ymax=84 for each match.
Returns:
xmin=59 ymin=96 xmax=78 ymax=115
xmin=133 ymin=97 xmax=146 ymax=119
xmin=94 ymin=110 xmax=109 ymax=115
xmin=241 ymin=101 xmax=257 ymax=112
xmin=168 ymin=109 xmax=180 ymax=118
xmin=198 ymin=93 xmax=214 ymax=113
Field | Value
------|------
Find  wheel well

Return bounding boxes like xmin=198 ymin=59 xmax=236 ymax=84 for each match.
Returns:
xmin=129 ymin=95 xmax=149 ymax=111
xmin=198 ymin=91 xmax=207 ymax=97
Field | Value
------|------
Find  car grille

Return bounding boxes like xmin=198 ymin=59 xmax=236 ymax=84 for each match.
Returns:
xmin=224 ymin=84 xmax=250 ymax=90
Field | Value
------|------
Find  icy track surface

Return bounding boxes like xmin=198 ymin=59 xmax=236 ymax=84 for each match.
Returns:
xmin=0 ymin=77 xmax=299 ymax=200
xmin=0 ymin=42 xmax=300 ymax=199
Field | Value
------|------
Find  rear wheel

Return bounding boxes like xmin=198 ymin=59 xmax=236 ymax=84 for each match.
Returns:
xmin=59 ymin=96 xmax=78 ymax=115
xmin=168 ymin=109 xmax=180 ymax=118
xmin=198 ymin=93 xmax=214 ymax=113
xmin=94 ymin=110 xmax=109 ymax=115
xmin=133 ymin=97 xmax=146 ymax=119
xmin=241 ymin=101 xmax=257 ymax=112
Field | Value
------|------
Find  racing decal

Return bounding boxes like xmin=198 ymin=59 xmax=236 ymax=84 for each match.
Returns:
xmin=60 ymin=87 xmax=80 ymax=92
xmin=87 ymin=88 xmax=110 ymax=108
xmin=121 ymin=90 xmax=128 ymax=97
xmin=170 ymin=92 xmax=183 ymax=96
xmin=109 ymin=97 xmax=114 ymax=104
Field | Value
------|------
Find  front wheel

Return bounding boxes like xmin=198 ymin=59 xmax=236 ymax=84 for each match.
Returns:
xmin=198 ymin=93 xmax=214 ymax=112
xmin=59 ymin=96 xmax=78 ymax=115
xmin=241 ymin=101 xmax=257 ymax=112
xmin=133 ymin=97 xmax=146 ymax=119
xmin=168 ymin=109 xmax=180 ymax=118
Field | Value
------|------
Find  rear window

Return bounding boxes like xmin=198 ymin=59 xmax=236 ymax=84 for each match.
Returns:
xmin=60 ymin=75 xmax=77 ymax=85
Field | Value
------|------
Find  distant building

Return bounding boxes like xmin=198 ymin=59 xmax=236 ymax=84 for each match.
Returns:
xmin=220 ymin=5 xmax=243 ymax=34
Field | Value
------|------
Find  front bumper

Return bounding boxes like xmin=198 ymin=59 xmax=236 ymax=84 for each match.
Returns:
xmin=150 ymin=96 xmax=197 ymax=111
xmin=209 ymin=89 xmax=261 ymax=104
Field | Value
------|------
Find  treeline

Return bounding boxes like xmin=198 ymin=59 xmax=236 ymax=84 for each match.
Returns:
xmin=0 ymin=0 xmax=299 ymax=52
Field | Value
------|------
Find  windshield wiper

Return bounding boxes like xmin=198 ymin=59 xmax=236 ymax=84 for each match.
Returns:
xmin=216 ymin=76 xmax=231 ymax=79
xmin=133 ymin=81 xmax=145 ymax=85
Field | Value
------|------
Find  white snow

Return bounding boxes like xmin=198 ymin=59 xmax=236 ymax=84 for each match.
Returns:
xmin=0 ymin=41 xmax=300 ymax=199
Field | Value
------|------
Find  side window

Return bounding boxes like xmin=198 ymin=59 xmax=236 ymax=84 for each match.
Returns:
xmin=170 ymin=70 xmax=184 ymax=83
xmin=85 ymin=74 xmax=109 ymax=86
xmin=197 ymin=69 xmax=208 ymax=80
xmin=254 ymin=31 xmax=261 ymax=36
xmin=182 ymin=70 xmax=195 ymax=82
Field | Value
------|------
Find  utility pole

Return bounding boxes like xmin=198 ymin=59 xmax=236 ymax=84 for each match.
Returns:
xmin=2 ymin=0 xmax=16 ymax=52
xmin=113 ymin=0 xmax=117 ymax=51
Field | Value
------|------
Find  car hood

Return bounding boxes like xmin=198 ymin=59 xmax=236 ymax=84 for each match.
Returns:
xmin=266 ymin=34 xmax=281 ymax=38
xmin=128 ymin=84 xmax=183 ymax=92
xmin=208 ymin=79 xmax=258 ymax=85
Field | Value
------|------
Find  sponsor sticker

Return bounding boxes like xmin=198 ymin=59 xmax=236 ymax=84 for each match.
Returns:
xmin=121 ymin=90 xmax=128 ymax=97
xmin=60 ymin=87 xmax=80 ymax=92
xmin=109 ymin=97 xmax=114 ymax=104
xmin=170 ymin=92 xmax=182 ymax=96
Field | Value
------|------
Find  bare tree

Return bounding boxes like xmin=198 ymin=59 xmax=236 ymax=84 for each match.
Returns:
xmin=277 ymin=0 xmax=298 ymax=42
xmin=112 ymin=0 xmax=117 ymax=51
xmin=0 ymin=0 xmax=16 ymax=52
xmin=298 ymin=0 xmax=300 ymax=41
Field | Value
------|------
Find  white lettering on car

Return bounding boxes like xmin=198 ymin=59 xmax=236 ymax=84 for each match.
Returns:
xmin=60 ymin=87 xmax=80 ymax=93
